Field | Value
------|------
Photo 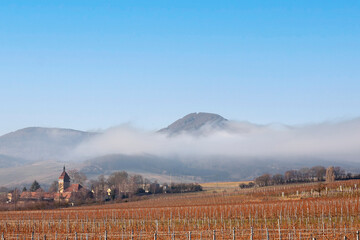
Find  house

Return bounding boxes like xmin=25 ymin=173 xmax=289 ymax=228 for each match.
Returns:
xmin=6 ymin=192 xmax=13 ymax=203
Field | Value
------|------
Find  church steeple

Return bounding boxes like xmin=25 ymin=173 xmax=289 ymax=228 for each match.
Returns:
xmin=59 ymin=166 xmax=70 ymax=193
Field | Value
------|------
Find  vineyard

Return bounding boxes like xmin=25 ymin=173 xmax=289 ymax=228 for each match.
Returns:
xmin=1 ymin=180 xmax=360 ymax=239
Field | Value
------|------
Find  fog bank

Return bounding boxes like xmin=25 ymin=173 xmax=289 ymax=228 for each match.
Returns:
xmin=73 ymin=118 xmax=360 ymax=162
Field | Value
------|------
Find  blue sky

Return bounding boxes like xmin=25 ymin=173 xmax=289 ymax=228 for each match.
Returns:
xmin=0 ymin=1 xmax=359 ymax=135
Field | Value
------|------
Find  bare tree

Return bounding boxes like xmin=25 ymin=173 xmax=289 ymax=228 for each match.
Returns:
xmin=299 ymin=168 xmax=310 ymax=181
xmin=12 ymin=188 xmax=20 ymax=210
xmin=48 ymin=181 xmax=58 ymax=193
xmin=272 ymin=174 xmax=284 ymax=185
xmin=310 ymin=166 xmax=326 ymax=181
xmin=68 ymin=169 xmax=87 ymax=185
xmin=128 ymin=174 xmax=144 ymax=195
xmin=108 ymin=171 xmax=129 ymax=193
xmin=89 ymin=175 xmax=108 ymax=202
xmin=0 ymin=193 xmax=7 ymax=203
xmin=284 ymin=170 xmax=298 ymax=183
xmin=326 ymin=166 xmax=336 ymax=182
xmin=71 ymin=188 xmax=93 ymax=204
xmin=334 ymin=166 xmax=345 ymax=179
xmin=255 ymin=174 xmax=271 ymax=187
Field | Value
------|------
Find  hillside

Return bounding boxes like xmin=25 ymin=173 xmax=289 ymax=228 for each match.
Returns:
xmin=0 ymin=154 xmax=28 ymax=168
xmin=81 ymin=154 xmax=229 ymax=182
xmin=0 ymin=127 xmax=97 ymax=162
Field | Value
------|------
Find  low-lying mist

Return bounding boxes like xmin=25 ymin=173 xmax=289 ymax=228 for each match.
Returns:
xmin=73 ymin=118 xmax=360 ymax=163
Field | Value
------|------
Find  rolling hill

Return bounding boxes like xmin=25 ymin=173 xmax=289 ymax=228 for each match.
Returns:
xmin=0 ymin=127 xmax=97 ymax=162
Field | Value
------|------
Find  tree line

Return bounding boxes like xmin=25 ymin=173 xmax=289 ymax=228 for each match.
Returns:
xmin=89 ymin=171 xmax=202 ymax=202
xmin=0 ymin=170 xmax=203 ymax=209
xmin=240 ymin=165 xmax=360 ymax=188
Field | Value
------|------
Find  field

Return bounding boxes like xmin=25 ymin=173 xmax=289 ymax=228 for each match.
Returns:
xmin=1 ymin=180 xmax=360 ymax=239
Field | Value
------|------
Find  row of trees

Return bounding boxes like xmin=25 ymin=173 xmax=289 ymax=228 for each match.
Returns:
xmin=89 ymin=171 xmax=202 ymax=202
xmin=89 ymin=171 xmax=145 ymax=201
xmin=167 ymin=183 xmax=203 ymax=193
xmin=249 ymin=166 xmax=356 ymax=188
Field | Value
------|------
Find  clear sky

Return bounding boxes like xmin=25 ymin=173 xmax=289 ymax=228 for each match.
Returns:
xmin=0 ymin=1 xmax=359 ymax=135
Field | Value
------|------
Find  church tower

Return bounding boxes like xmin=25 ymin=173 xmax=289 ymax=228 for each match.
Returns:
xmin=58 ymin=166 xmax=70 ymax=193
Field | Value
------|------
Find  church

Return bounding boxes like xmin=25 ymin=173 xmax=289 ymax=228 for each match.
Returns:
xmin=58 ymin=166 xmax=84 ymax=193
xmin=54 ymin=166 xmax=88 ymax=203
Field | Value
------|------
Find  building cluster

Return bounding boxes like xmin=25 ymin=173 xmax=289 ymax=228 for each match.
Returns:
xmin=15 ymin=166 xmax=91 ymax=205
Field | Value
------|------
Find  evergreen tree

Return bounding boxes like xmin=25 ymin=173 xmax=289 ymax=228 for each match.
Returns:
xmin=30 ymin=180 xmax=41 ymax=192
xmin=22 ymin=187 xmax=27 ymax=192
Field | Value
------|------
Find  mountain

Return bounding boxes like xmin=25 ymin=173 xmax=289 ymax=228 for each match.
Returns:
xmin=159 ymin=112 xmax=228 ymax=135
xmin=0 ymin=127 xmax=97 ymax=161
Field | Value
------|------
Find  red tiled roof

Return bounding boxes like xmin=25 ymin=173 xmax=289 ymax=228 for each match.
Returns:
xmin=20 ymin=191 xmax=54 ymax=200
xmin=54 ymin=192 xmax=72 ymax=200
xmin=65 ymin=184 xmax=83 ymax=192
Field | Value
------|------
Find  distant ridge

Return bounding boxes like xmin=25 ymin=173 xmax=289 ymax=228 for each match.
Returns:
xmin=0 ymin=127 xmax=97 ymax=161
xmin=159 ymin=112 xmax=228 ymax=135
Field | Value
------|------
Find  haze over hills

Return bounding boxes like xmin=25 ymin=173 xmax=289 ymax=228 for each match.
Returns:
xmin=0 ymin=154 xmax=27 ymax=168
xmin=0 ymin=127 xmax=96 ymax=163
xmin=0 ymin=112 xmax=360 ymax=187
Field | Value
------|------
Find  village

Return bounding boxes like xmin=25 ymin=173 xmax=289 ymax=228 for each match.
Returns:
xmin=0 ymin=167 xmax=202 ymax=210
